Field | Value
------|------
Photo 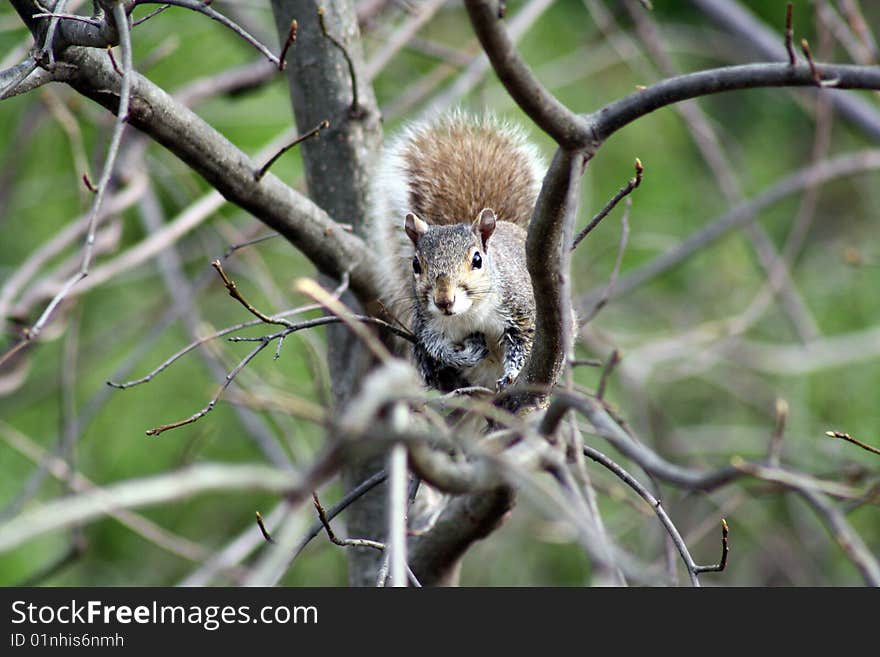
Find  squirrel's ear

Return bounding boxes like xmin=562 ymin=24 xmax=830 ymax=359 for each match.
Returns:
xmin=474 ymin=208 xmax=496 ymax=248
xmin=405 ymin=213 xmax=428 ymax=246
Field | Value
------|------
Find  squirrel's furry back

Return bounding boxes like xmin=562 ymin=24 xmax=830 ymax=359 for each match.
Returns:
xmin=369 ymin=110 xmax=545 ymax=316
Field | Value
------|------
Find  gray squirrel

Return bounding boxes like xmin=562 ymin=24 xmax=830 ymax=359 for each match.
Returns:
xmin=370 ymin=111 xmax=545 ymax=392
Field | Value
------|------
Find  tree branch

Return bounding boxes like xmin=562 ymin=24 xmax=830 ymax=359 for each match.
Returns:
xmin=586 ymin=62 xmax=880 ymax=144
xmin=57 ymin=44 xmax=381 ymax=303
xmin=463 ymin=0 xmax=591 ymax=148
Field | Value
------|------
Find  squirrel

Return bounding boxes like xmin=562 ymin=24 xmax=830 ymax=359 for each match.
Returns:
xmin=369 ymin=111 xmax=546 ymax=392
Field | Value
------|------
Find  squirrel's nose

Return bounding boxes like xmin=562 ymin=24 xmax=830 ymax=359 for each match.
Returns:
xmin=434 ymin=295 xmax=455 ymax=313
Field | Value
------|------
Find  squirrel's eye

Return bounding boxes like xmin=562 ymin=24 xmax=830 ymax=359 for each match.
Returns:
xmin=471 ymin=252 xmax=482 ymax=270
xmin=412 ymin=256 xmax=421 ymax=274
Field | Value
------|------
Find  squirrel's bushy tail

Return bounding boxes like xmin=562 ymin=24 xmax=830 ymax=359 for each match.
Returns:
xmin=369 ymin=110 xmax=545 ymax=313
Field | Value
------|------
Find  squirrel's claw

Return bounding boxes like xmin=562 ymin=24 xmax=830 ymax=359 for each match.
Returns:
xmin=495 ymin=370 xmax=518 ymax=392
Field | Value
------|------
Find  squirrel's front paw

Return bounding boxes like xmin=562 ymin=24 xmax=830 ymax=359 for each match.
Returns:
xmin=453 ymin=332 xmax=489 ymax=367
xmin=495 ymin=369 xmax=519 ymax=392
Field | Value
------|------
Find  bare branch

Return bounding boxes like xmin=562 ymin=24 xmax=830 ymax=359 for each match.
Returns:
xmin=292 ymin=470 xmax=388 ymax=559
xmin=311 ymin=492 xmax=384 ymax=551
xmin=0 ymin=463 xmax=304 ymax=554
xmin=503 ymin=149 xmax=584 ymax=411
xmin=543 ymin=392 xmax=742 ymax=491
xmin=693 ymin=519 xmax=729 ymax=574
xmin=317 ymin=5 xmax=361 ymax=114
xmin=134 ymin=0 xmax=281 ymax=66
xmin=212 ymin=260 xmax=296 ymax=328
xmin=689 ymin=0 xmax=880 ymax=141
xmin=278 ymin=18 xmax=298 ymax=71
xmin=768 ymin=398 xmax=789 ymax=466
xmin=387 ymin=441 xmax=408 ymax=587
xmin=796 ymin=488 xmax=880 ymax=587
xmin=0 ymin=2 xmax=133 ymax=369
xmin=825 ymin=431 xmax=880 ymax=457
xmin=582 ymin=444 xmax=727 ymax=586
xmin=0 ymin=57 xmax=46 ymax=100
xmin=572 ymin=159 xmax=641 ymax=251
xmin=587 ymin=62 xmax=880 ymax=144
xmin=106 ymin=303 xmax=321 ymax=389
xmin=579 ymin=150 xmax=880 ymax=308
xmin=463 ymin=0 xmax=591 ymax=147
xmin=254 ymin=119 xmax=329 ymax=181
xmin=595 ymin=348 xmax=621 ymax=401
xmin=56 ymin=44 xmax=380 ymax=302
xmin=784 ymin=2 xmax=795 ymax=66
xmin=255 ymin=511 xmax=276 ymax=544
xmin=579 ymin=200 xmax=630 ymax=326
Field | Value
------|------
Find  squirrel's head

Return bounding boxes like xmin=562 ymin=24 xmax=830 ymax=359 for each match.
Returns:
xmin=404 ymin=208 xmax=496 ymax=318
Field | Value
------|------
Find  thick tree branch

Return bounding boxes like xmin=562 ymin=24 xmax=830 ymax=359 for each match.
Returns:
xmin=503 ymin=149 xmax=584 ymax=411
xmin=10 ymin=0 xmax=124 ymax=51
xmin=0 ymin=463 xmax=304 ymax=554
xmin=408 ymin=485 xmax=515 ymax=586
xmin=58 ymin=44 xmax=381 ymax=303
xmin=463 ymin=0 xmax=591 ymax=148
xmin=689 ymin=0 xmax=880 ymax=142
xmin=586 ymin=62 xmax=880 ymax=144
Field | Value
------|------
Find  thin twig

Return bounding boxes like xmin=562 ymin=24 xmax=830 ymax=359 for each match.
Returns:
xmin=579 ymin=150 xmax=880 ymax=308
xmin=767 ymin=398 xmax=788 ymax=466
xmin=133 ymin=4 xmax=171 ymax=27
xmin=582 ymin=445 xmax=726 ymax=586
xmin=144 ymin=340 xmax=268 ymax=436
xmin=279 ymin=19 xmax=298 ymax=71
xmin=108 ymin=274 xmax=348 ymax=390
xmin=223 ymin=232 xmax=281 ymax=259
xmin=142 ymin=311 xmax=412 ymax=436
xmin=226 ymin=315 xmax=414 ymax=345
xmin=81 ymin=172 xmax=97 ymax=192
xmin=801 ymin=38 xmax=837 ymax=87
xmin=255 ymin=511 xmax=275 ymax=543
xmin=106 ymin=45 xmax=122 ymax=76
xmin=106 ymin=304 xmax=318 ymax=389
xmin=317 ymin=6 xmax=360 ymax=115
xmin=0 ymin=2 xmax=133 ymax=370
xmin=294 ymin=278 xmax=395 ymax=362
xmin=825 ymin=431 xmax=880 ymax=457
xmin=796 ymin=488 xmax=880 ymax=586
xmin=256 ymin=511 xmax=275 ymax=543
xmin=693 ymin=519 xmax=729 ymax=573
xmin=784 ymin=2 xmax=796 ymax=66
xmin=254 ymin=119 xmax=329 ymax=181
xmin=596 ymin=349 xmax=621 ymax=400
xmin=580 ymin=198 xmax=631 ymax=325
xmin=730 ymin=457 xmax=866 ymax=501
xmin=30 ymin=11 xmax=101 ymax=28
xmin=39 ymin=0 xmax=68 ymax=68
xmin=135 ymin=0 xmax=281 ymax=67
xmin=312 ymin=493 xmax=385 ymax=550
xmin=212 ymin=259 xmax=294 ymax=327
xmin=571 ymin=158 xmax=642 ymax=251
xmin=292 ymin=470 xmax=388 ymax=559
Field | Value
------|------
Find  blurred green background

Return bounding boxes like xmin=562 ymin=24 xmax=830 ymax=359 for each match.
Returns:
xmin=0 ymin=0 xmax=878 ymax=586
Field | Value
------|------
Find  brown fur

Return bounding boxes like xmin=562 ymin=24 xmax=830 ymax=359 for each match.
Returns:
xmin=403 ymin=121 xmax=537 ymax=228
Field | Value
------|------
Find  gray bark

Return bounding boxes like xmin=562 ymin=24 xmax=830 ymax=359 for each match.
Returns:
xmin=269 ymin=0 xmax=385 ymax=587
